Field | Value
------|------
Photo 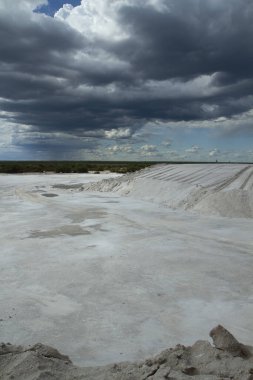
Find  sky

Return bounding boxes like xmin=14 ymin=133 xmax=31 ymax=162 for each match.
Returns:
xmin=0 ymin=0 xmax=252 ymax=161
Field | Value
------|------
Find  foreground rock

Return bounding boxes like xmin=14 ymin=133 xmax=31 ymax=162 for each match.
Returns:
xmin=1 ymin=326 xmax=253 ymax=380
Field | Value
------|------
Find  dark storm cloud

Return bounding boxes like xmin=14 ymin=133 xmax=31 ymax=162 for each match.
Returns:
xmin=0 ymin=11 xmax=84 ymax=66
xmin=116 ymin=0 xmax=253 ymax=81
xmin=0 ymin=0 xmax=253 ymax=146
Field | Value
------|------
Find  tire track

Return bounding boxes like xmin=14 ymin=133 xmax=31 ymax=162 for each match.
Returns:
xmin=163 ymin=167 xmax=205 ymax=182
xmin=179 ymin=166 xmax=219 ymax=184
xmin=138 ymin=166 xmax=174 ymax=179
xmin=214 ymin=166 xmax=250 ymax=191
xmin=153 ymin=170 xmax=185 ymax=181
xmin=149 ymin=166 xmax=178 ymax=177
xmin=140 ymin=167 xmax=181 ymax=181
xmin=240 ymin=167 xmax=253 ymax=190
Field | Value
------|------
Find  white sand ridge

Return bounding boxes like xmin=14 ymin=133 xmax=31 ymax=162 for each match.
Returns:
xmin=82 ymin=163 xmax=253 ymax=218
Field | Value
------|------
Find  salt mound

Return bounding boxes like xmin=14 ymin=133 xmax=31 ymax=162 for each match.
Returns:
xmin=82 ymin=164 xmax=253 ymax=218
xmin=1 ymin=326 xmax=253 ymax=379
xmin=194 ymin=189 xmax=253 ymax=218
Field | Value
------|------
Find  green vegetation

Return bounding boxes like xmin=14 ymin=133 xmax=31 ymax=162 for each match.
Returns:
xmin=1 ymin=161 xmax=248 ymax=174
xmin=0 ymin=161 xmax=154 ymax=174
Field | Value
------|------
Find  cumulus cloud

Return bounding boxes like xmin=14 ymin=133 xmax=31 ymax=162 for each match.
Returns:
xmin=1 ymin=0 xmax=253 ymax=157
xmin=139 ymin=144 xmax=158 ymax=156
xmin=209 ymin=148 xmax=220 ymax=157
xmin=162 ymin=139 xmax=172 ymax=147
xmin=185 ymin=145 xmax=201 ymax=154
xmin=54 ymin=3 xmax=74 ymax=19
xmin=140 ymin=145 xmax=157 ymax=152
xmin=107 ymin=144 xmax=134 ymax=154
xmin=104 ymin=128 xmax=132 ymax=139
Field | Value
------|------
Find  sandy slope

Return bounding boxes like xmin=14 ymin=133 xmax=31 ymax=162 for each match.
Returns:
xmin=83 ymin=164 xmax=253 ymax=218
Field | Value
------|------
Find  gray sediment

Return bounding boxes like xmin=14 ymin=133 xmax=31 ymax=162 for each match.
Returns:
xmin=1 ymin=325 xmax=253 ymax=380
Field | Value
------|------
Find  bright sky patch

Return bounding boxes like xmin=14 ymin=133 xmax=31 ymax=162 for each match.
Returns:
xmin=36 ymin=0 xmax=80 ymax=16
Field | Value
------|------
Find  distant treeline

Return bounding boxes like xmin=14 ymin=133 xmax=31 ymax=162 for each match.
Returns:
xmin=0 ymin=161 xmax=250 ymax=174
xmin=0 ymin=161 xmax=155 ymax=174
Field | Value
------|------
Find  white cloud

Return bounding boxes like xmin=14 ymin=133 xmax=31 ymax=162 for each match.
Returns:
xmin=55 ymin=0 xmax=126 ymax=41
xmin=139 ymin=144 xmax=158 ymax=156
xmin=140 ymin=144 xmax=157 ymax=152
xmin=107 ymin=144 xmax=134 ymax=154
xmin=185 ymin=145 xmax=200 ymax=154
xmin=209 ymin=148 xmax=220 ymax=156
xmin=53 ymin=3 xmax=73 ymax=19
xmin=162 ymin=139 xmax=172 ymax=147
xmin=104 ymin=128 xmax=131 ymax=139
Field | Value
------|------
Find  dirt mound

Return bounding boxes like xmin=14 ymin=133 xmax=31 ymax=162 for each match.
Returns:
xmin=1 ymin=326 xmax=253 ymax=379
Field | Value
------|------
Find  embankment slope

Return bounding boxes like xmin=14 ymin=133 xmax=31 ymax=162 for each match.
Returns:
xmin=82 ymin=164 xmax=253 ymax=218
